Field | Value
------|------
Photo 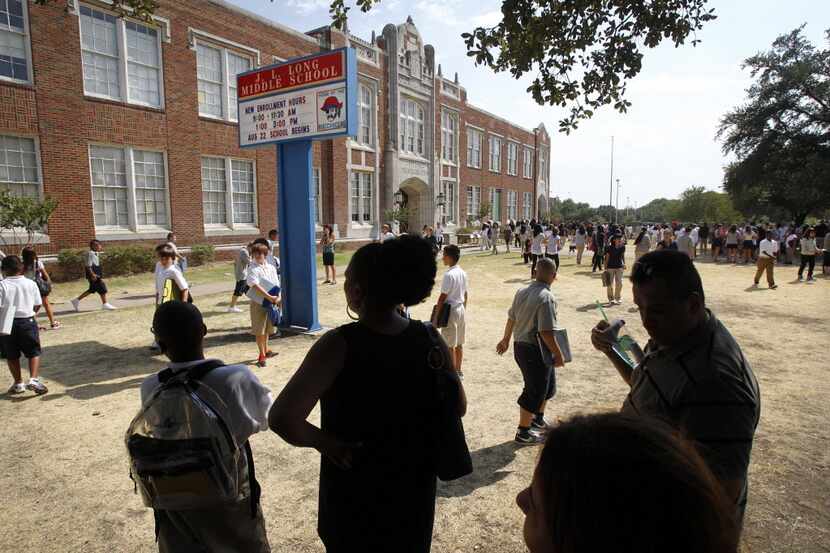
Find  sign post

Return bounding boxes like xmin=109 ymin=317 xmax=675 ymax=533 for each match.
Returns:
xmin=238 ymin=48 xmax=357 ymax=332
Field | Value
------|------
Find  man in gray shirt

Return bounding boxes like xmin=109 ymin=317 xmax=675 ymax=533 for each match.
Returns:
xmin=497 ymin=257 xmax=565 ymax=444
xmin=228 ymin=242 xmax=251 ymax=313
xmin=591 ymin=250 xmax=760 ymax=534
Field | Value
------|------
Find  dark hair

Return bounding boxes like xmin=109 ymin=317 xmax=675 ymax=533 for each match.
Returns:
xmin=534 ymin=413 xmax=737 ymax=553
xmin=89 ymin=239 xmax=100 ymax=249
xmin=21 ymin=245 xmax=37 ymax=270
xmin=152 ymin=301 xmax=205 ymax=350
xmin=631 ymin=250 xmax=705 ymax=303
xmin=268 ymin=229 xmax=277 ymax=238
xmin=349 ymin=234 xmax=435 ymax=309
xmin=252 ymin=237 xmax=269 ymax=248
xmin=443 ymin=244 xmax=460 ymax=263
xmin=252 ymin=243 xmax=270 ymax=256
xmin=166 ymin=232 xmax=176 ymax=241
xmin=155 ymin=244 xmax=176 ymax=259
xmin=1 ymin=255 xmax=23 ymax=275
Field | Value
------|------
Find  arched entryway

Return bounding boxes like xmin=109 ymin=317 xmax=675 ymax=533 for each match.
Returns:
xmin=399 ymin=177 xmax=429 ymax=233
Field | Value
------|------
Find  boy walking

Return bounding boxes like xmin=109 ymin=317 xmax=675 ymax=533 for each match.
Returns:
xmin=753 ymin=230 xmax=778 ymax=289
xmin=432 ymin=245 xmax=468 ymax=378
xmin=228 ymin=242 xmax=251 ymax=313
xmin=1 ymin=255 xmax=47 ymax=395
xmin=138 ymin=301 xmax=273 ymax=552
xmin=247 ymin=244 xmax=281 ymax=368
xmin=155 ymin=245 xmax=189 ymax=305
xmin=71 ymin=240 xmax=117 ymax=311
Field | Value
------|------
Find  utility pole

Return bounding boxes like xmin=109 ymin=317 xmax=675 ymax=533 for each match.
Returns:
xmin=608 ymin=136 xmax=614 ymax=212
xmin=615 ymin=178 xmax=621 ymax=224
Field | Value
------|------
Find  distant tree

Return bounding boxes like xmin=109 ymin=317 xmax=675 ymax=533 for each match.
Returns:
xmin=718 ymin=26 xmax=830 ymax=225
xmin=330 ymin=0 xmax=716 ymax=133
xmin=478 ymin=201 xmax=492 ymax=222
xmin=638 ymin=198 xmax=681 ymax=222
xmin=0 ymin=191 xmax=59 ymax=247
xmin=677 ymin=186 xmax=742 ymax=222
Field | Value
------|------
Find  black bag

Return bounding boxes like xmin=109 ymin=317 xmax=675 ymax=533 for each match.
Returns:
xmin=430 ymin=302 xmax=451 ymax=328
xmin=35 ymin=271 xmax=51 ymax=296
xmin=421 ymin=323 xmax=473 ymax=481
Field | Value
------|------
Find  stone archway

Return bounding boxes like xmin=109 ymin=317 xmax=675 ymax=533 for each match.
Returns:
xmin=399 ymin=177 xmax=429 ymax=233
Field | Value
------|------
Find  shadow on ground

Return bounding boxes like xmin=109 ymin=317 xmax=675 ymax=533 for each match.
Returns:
xmin=437 ymin=440 xmax=522 ymax=498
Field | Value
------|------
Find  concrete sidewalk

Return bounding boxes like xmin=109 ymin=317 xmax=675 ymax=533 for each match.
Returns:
xmin=51 ymin=280 xmax=234 ymax=318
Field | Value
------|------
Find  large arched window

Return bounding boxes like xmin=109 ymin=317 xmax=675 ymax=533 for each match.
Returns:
xmin=399 ymin=98 xmax=425 ymax=156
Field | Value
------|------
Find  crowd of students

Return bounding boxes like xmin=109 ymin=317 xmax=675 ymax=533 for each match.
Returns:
xmin=1 ymin=212 xmax=798 ymax=552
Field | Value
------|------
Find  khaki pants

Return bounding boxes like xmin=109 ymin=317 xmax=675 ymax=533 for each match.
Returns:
xmin=754 ymin=257 xmax=775 ymax=287
xmin=606 ymin=268 xmax=624 ymax=301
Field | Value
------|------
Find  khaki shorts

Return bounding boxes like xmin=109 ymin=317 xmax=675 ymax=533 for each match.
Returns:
xmin=441 ymin=304 xmax=466 ymax=348
xmin=250 ymin=302 xmax=275 ymax=337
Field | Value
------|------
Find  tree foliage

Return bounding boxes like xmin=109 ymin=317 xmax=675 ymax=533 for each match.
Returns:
xmin=330 ymin=0 xmax=716 ymax=133
xmin=0 ymin=191 xmax=59 ymax=247
xmin=718 ymin=26 xmax=830 ymax=225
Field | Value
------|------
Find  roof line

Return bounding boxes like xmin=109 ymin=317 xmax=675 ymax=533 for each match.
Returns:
xmin=466 ymin=104 xmax=535 ymax=135
xmin=206 ymin=0 xmax=320 ymax=46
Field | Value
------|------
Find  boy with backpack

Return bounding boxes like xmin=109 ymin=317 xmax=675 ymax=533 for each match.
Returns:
xmin=1 ymin=255 xmax=48 ymax=395
xmin=128 ymin=301 xmax=273 ymax=552
xmin=71 ymin=239 xmax=117 ymax=311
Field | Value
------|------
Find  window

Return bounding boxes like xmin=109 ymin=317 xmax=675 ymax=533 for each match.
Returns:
xmin=523 ymin=147 xmax=533 ymax=178
xmin=441 ymin=110 xmax=457 ymax=162
xmin=350 ymin=171 xmax=374 ymax=223
xmin=313 ymin=167 xmax=321 ymax=224
xmin=200 ymin=157 xmax=257 ymax=228
xmin=0 ymin=0 xmax=30 ymax=82
xmin=507 ymin=142 xmax=518 ymax=176
xmin=441 ymin=181 xmax=456 ymax=224
xmin=357 ymin=83 xmax=374 ymax=146
xmin=466 ymin=185 xmax=480 ymax=219
xmin=523 ymin=191 xmax=532 ymax=219
xmin=197 ymin=42 xmax=252 ymax=122
xmin=80 ymin=5 xmax=162 ymax=107
xmin=0 ymin=135 xmax=39 ymax=197
xmin=399 ymin=98 xmax=424 ymax=156
xmin=489 ymin=135 xmax=502 ymax=172
xmin=89 ymin=144 xmax=169 ymax=229
xmin=539 ymin=150 xmax=548 ymax=183
xmin=507 ymin=190 xmax=518 ymax=220
xmin=466 ymin=128 xmax=481 ymax=168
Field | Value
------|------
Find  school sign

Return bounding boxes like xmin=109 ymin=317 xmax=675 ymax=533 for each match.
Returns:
xmin=238 ymin=49 xmax=357 ymax=331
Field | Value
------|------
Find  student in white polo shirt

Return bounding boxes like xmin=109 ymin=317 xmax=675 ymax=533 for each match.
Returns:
xmin=432 ymin=245 xmax=468 ymax=378
xmin=1 ymin=255 xmax=47 ymax=395
xmin=752 ymin=230 xmax=779 ymax=290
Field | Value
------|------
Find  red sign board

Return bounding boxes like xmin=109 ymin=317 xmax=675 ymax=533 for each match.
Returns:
xmin=238 ymin=50 xmax=345 ymax=101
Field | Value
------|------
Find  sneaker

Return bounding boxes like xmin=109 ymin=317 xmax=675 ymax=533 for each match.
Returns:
xmin=7 ymin=382 xmax=25 ymax=395
xmin=515 ymin=429 xmax=546 ymax=445
xmin=102 ymin=303 xmax=117 ymax=310
xmin=149 ymin=341 xmax=160 ymax=351
xmin=70 ymin=298 xmax=80 ymax=312
xmin=807 ymin=277 xmax=815 ymax=282
xmin=531 ymin=417 xmax=555 ymax=432
xmin=751 ymin=283 xmax=758 ymax=288
xmin=227 ymin=306 xmax=243 ymax=313
xmin=770 ymin=284 xmax=778 ymax=289
xmin=256 ymin=357 xmax=267 ymax=368
xmin=798 ymin=276 xmax=803 ymax=281
xmin=26 ymin=378 xmax=48 ymax=395
xmin=457 ymin=370 xmax=464 ymax=381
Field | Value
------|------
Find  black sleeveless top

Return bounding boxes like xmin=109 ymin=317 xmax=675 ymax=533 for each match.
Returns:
xmin=318 ymin=320 xmax=443 ymax=553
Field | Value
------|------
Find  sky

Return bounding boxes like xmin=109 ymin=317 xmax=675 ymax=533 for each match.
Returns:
xmin=228 ymin=0 xmax=830 ymax=208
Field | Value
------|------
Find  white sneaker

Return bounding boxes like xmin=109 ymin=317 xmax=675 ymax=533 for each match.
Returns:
xmin=227 ymin=306 xmax=243 ymax=313
xmin=7 ymin=382 xmax=25 ymax=394
xmin=102 ymin=303 xmax=117 ymax=310
xmin=71 ymin=298 xmax=80 ymax=312
xmin=26 ymin=378 xmax=48 ymax=395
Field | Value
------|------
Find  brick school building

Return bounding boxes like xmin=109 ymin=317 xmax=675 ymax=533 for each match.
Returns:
xmin=1 ymin=0 xmax=550 ymax=255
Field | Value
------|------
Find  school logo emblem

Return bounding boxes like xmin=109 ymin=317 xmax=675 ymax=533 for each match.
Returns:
xmin=317 ymin=87 xmax=347 ymax=131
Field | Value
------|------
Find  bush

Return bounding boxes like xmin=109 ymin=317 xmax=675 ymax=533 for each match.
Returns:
xmin=56 ymin=248 xmax=87 ymax=280
xmin=101 ymin=245 xmax=156 ymax=276
xmin=188 ymin=244 xmax=215 ymax=266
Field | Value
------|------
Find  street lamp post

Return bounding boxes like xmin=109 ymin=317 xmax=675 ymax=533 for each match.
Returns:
xmin=615 ymin=178 xmax=621 ymax=224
